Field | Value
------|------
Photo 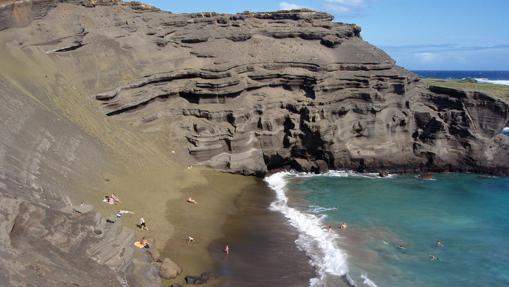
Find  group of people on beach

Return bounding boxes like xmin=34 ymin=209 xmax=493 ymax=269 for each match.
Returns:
xmin=103 ymin=193 xmax=121 ymax=205
xmin=101 ymin=190 xmax=231 ymax=255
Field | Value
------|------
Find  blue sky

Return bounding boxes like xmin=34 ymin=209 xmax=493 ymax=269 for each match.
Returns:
xmin=143 ymin=0 xmax=509 ymax=70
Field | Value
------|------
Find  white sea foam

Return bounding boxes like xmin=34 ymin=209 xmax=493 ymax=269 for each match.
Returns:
xmin=308 ymin=205 xmax=338 ymax=214
xmin=473 ymin=78 xmax=509 ymax=86
xmin=361 ymin=274 xmax=378 ymax=287
xmin=265 ymin=171 xmax=380 ymax=287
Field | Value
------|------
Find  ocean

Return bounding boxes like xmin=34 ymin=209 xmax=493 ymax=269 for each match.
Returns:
xmin=214 ymin=70 xmax=509 ymax=287
xmin=412 ymin=70 xmax=509 ymax=86
xmin=266 ymin=172 xmax=509 ymax=287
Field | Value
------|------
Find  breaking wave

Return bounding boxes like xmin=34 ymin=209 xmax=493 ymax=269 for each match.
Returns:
xmin=265 ymin=171 xmax=379 ymax=287
xmin=473 ymin=78 xmax=509 ymax=86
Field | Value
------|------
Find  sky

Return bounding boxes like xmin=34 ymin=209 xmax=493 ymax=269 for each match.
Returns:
xmin=142 ymin=0 xmax=509 ymax=71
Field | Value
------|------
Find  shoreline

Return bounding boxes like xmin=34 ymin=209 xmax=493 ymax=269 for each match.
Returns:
xmin=209 ymin=177 xmax=316 ymax=287
xmin=266 ymin=170 xmax=509 ymax=287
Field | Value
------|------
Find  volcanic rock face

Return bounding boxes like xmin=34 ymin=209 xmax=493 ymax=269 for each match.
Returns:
xmin=3 ymin=0 xmax=506 ymax=177
xmin=88 ymin=6 xmax=508 ymax=175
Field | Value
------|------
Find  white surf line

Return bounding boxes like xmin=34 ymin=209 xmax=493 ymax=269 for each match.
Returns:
xmin=473 ymin=78 xmax=509 ymax=86
xmin=265 ymin=171 xmax=380 ymax=287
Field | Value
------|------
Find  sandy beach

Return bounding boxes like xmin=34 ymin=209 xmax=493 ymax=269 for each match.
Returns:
xmin=0 ymin=40 xmax=264 ymax=285
xmin=70 ymin=150 xmax=258 ymax=286
xmin=210 ymin=179 xmax=315 ymax=286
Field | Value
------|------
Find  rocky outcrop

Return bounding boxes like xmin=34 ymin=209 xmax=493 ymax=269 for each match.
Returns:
xmin=159 ymin=257 xmax=182 ymax=279
xmin=86 ymin=5 xmax=508 ymax=175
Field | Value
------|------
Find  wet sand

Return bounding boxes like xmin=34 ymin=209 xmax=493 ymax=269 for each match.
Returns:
xmin=209 ymin=179 xmax=315 ymax=287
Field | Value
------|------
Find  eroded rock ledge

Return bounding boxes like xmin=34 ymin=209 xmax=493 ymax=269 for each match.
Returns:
xmin=89 ymin=5 xmax=508 ymax=176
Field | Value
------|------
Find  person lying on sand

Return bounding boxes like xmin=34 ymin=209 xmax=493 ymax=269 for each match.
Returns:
xmin=134 ymin=237 xmax=151 ymax=249
xmin=187 ymin=197 xmax=198 ymax=204
xmin=187 ymin=236 xmax=194 ymax=243
xmin=111 ymin=193 xmax=121 ymax=203
xmin=102 ymin=194 xmax=121 ymax=205
xmin=140 ymin=237 xmax=150 ymax=248
xmin=116 ymin=210 xmax=134 ymax=218
xmin=103 ymin=195 xmax=115 ymax=205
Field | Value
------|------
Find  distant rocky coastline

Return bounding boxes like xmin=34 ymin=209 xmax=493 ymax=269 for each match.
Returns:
xmin=0 ymin=1 xmax=508 ymax=287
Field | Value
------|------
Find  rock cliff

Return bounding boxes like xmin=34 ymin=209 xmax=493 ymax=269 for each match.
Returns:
xmin=0 ymin=0 xmax=508 ymax=286
xmin=89 ymin=5 xmax=508 ymax=176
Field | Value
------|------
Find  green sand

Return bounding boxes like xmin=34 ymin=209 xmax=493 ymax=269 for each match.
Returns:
xmin=0 ymin=31 xmax=256 ymax=286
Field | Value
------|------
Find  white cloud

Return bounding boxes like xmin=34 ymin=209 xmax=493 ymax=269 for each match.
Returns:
xmin=279 ymin=2 xmax=307 ymax=10
xmin=414 ymin=52 xmax=438 ymax=63
xmin=323 ymin=0 xmax=366 ymax=14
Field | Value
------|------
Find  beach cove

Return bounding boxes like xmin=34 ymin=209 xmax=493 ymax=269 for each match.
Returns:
xmin=264 ymin=171 xmax=509 ymax=287
xmin=0 ymin=1 xmax=508 ymax=286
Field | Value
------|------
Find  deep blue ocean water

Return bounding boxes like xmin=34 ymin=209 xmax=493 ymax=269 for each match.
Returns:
xmin=412 ymin=70 xmax=509 ymax=86
xmin=281 ymin=173 xmax=509 ymax=287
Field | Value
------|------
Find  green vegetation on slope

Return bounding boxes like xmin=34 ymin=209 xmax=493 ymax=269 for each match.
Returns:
xmin=423 ymin=79 xmax=509 ymax=102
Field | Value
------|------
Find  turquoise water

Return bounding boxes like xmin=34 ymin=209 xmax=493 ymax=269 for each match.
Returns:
xmin=287 ymin=174 xmax=509 ymax=287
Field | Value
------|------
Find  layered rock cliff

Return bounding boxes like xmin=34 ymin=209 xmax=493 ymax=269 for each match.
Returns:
xmin=89 ymin=5 xmax=508 ymax=176
xmin=0 ymin=0 xmax=508 ymax=286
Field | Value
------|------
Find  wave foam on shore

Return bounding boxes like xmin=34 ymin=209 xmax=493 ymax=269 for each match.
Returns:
xmin=474 ymin=78 xmax=509 ymax=85
xmin=265 ymin=171 xmax=380 ymax=287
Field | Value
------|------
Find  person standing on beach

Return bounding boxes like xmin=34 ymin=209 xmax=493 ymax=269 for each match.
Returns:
xmin=139 ymin=217 xmax=147 ymax=230
xmin=224 ymin=244 xmax=229 ymax=255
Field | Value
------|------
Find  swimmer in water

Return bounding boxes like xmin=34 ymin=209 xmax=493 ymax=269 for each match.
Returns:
xmin=435 ymin=240 xmax=444 ymax=248
xmin=429 ymin=255 xmax=439 ymax=261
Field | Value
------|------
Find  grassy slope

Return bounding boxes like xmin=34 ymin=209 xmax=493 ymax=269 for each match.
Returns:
xmin=423 ymin=79 xmax=509 ymax=102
